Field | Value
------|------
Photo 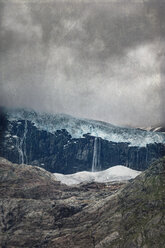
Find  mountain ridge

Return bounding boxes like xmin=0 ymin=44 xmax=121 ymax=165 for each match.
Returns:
xmin=0 ymin=108 xmax=165 ymax=173
xmin=2 ymin=107 xmax=165 ymax=147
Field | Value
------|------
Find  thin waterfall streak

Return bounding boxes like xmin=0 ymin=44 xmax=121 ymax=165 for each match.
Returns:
xmin=92 ymin=137 xmax=101 ymax=172
xmin=137 ymin=149 xmax=139 ymax=170
xmin=16 ymin=136 xmax=24 ymax=164
xmin=92 ymin=138 xmax=97 ymax=172
xmin=146 ymin=146 xmax=148 ymax=165
xmin=23 ymin=120 xmax=28 ymax=164
xmin=98 ymin=138 xmax=101 ymax=171
xmin=15 ymin=120 xmax=28 ymax=164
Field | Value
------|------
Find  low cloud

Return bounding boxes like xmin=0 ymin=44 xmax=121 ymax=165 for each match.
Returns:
xmin=0 ymin=0 xmax=165 ymax=126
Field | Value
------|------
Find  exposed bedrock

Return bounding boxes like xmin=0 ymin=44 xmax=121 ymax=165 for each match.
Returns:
xmin=0 ymin=157 xmax=165 ymax=248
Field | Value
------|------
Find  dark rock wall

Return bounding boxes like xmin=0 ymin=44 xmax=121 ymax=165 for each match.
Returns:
xmin=0 ymin=117 xmax=164 ymax=173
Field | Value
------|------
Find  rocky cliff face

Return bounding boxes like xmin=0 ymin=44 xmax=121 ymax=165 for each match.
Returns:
xmin=0 ymin=157 xmax=165 ymax=248
xmin=0 ymin=108 xmax=165 ymax=173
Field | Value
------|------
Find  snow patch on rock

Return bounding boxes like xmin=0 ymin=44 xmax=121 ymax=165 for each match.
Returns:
xmin=54 ymin=165 xmax=141 ymax=185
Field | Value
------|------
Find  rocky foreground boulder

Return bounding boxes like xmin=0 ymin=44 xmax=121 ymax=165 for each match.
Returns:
xmin=0 ymin=157 xmax=165 ymax=248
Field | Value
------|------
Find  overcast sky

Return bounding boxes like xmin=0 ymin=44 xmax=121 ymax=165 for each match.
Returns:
xmin=0 ymin=0 xmax=165 ymax=126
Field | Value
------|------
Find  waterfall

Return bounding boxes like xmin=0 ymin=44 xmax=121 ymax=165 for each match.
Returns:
xmin=136 ymin=149 xmax=139 ymax=170
xmin=146 ymin=146 xmax=148 ymax=165
xmin=15 ymin=136 xmax=24 ymax=164
xmin=92 ymin=137 xmax=101 ymax=172
xmin=15 ymin=120 xmax=28 ymax=164
xmin=23 ymin=120 xmax=28 ymax=164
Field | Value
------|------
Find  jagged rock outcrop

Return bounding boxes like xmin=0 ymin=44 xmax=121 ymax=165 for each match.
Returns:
xmin=0 ymin=109 xmax=165 ymax=173
xmin=0 ymin=157 xmax=165 ymax=248
xmin=117 ymin=157 xmax=165 ymax=248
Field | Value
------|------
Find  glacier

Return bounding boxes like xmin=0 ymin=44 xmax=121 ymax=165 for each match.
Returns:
xmin=54 ymin=165 xmax=141 ymax=185
xmin=4 ymin=108 xmax=165 ymax=147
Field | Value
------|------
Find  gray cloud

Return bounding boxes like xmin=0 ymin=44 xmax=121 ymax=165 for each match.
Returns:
xmin=0 ymin=0 xmax=165 ymax=127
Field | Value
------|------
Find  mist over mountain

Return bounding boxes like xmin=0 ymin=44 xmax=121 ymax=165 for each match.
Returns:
xmin=0 ymin=0 xmax=165 ymax=126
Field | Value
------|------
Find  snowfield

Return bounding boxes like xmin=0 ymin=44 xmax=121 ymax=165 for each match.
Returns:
xmin=53 ymin=165 xmax=141 ymax=185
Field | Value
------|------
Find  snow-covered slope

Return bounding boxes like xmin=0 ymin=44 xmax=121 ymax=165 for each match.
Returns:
xmin=54 ymin=165 xmax=141 ymax=185
xmin=4 ymin=108 xmax=165 ymax=147
xmin=138 ymin=126 xmax=165 ymax=133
